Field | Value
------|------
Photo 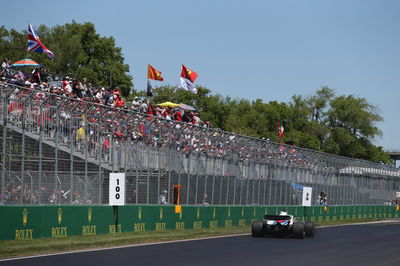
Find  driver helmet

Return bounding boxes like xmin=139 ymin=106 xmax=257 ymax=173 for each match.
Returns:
xmin=279 ymin=210 xmax=288 ymax=216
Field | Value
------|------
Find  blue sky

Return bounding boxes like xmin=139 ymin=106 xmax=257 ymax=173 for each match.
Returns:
xmin=2 ymin=0 xmax=400 ymax=151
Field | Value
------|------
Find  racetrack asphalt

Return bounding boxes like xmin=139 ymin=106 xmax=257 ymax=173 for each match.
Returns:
xmin=1 ymin=221 xmax=400 ymax=266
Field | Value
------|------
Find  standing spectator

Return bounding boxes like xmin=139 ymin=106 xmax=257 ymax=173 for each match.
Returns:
xmin=31 ymin=68 xmax=42 ymax=84
xmin=73 ymin=81 xmax=84 ymax=98
xmin=62 ymin=77 xmax=68 ymax=90
xmin=140 ymin=100 xmax=148 ymax=114
xmin=319 ymin=192 xmax=328 ymax=206
xmin=147 ymin=104 xmax=154 ymax=116
xmin=114 ymin=93 xmax=125 ymax=108
xmin=155 ymin=105 xmax=163 ymax=117
xmin=192 ymin=112 xmax=201 ymax=125
xmin=182 ymin=111 xmax=191 ymax=123
xmin=76 ymin=125 xmax=86 ymax=151
xmin=64 ymin=78 xmax=73 ymax=95
xmin=1 ymin=57 xmax=11 ymax=78
xmin=102 ymin=135 xmax=111 ymax=160
xmin=103 ymin=89 xmax=113 ymax=105
xmin=159 ymin=190 xmax=167 ymax=204
xmin=174 ymin=109 xmax=183 ymax=122
xmin=86 ymin=82 xmax=94 ymax=99
xmin=161 ymin=107 xmax=169 ymax=118
xmin=79 ymin=79 xmax=88 ymax=98
xmin=95 ymin=87 xmax=104 ymax=103
xmin=131 ymin=96 xmax=140 ymax=111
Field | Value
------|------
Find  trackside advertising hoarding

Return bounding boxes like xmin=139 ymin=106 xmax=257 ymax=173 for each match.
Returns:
xmin=0 ymin=205 xmax=397 ymax=241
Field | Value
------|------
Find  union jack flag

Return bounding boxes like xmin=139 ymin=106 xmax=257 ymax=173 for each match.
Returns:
xmin=27 ymin=23 xmax=54 ymax=59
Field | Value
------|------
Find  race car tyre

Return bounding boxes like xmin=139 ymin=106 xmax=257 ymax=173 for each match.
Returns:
xmin=304 ymin=221 xmax=315 ymax=238
xmin=252 ymin=220 xmax=264 ymax=237
xmin=292 ymin=222 xmax=305 ymax=239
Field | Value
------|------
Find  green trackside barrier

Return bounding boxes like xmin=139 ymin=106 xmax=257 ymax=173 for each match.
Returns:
xmin=0 ymin=205 xmax=398 ymax=241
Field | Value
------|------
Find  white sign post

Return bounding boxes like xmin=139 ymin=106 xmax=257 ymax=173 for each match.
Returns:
xmin=302 ymin=186 xmax=312 ymax=207
xmin=396 ymin=192 xmax=400 ymax=198
xmin=109 ymin=173 xmax=125 ymax=206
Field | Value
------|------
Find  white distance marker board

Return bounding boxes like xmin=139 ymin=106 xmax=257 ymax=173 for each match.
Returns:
xmin=109 ymin=173 xmax=125 ymax=206
xmin=302 ymin=186 xmax=312 ymax=206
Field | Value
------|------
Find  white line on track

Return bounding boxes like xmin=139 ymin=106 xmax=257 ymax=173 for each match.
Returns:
xmin=317 ymin=219 xmax=399 ymax=228
xmin=1 ymin=219 xmax=399 ymax=262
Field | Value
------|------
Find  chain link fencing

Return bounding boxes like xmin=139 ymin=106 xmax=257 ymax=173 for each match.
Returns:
xmin=1 ymin=83 xmax=399 ymax=206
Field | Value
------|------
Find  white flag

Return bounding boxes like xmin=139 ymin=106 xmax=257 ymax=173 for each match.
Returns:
xmin=179 ymin=77 xmax=197 ymax=94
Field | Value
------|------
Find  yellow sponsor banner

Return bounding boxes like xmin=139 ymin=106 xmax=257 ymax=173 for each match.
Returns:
xmin=15 ymin=229 xmax=33 ymax=240
xmin=82 ymin=225 xmax=96 ymax=236
xmin=51 ymin=227 xmax=68 ymax=238
xmin=225 ymin=220 xmax=232 ymax=228
xmin=155 ymin=222 xmax=166 ymax=231
xmin=134 ymin=223 xmax=145 ymax=232
xmin=175 ymin=222 xmax=185 ymax=230
xmin=193 ymin=221 xmax=202 ymax=229
xmin=108 ymin=224 xmax=122 ymax=234
xmin=209 ymin=220 xmax=218 ymax=229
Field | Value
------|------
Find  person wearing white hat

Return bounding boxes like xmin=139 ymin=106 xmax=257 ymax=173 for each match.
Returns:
xmin=131 ymin=96 xmax=140 ymax=111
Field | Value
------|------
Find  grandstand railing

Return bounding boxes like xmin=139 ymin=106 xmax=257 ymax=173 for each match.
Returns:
xmin=0 ymin=82 xmax=399 ymax=206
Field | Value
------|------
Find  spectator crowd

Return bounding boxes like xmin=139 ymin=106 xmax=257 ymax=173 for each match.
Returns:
xmin=2 ymin=57 xmax=399 ymax=205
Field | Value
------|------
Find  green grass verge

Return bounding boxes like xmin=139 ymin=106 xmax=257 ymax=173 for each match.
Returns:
xmin=0 ymin=218 xmax=392 ymax=259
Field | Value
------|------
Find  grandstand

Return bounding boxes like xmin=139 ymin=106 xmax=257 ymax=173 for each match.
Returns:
xmin=0 ymin=81 xmax=399 ymax=206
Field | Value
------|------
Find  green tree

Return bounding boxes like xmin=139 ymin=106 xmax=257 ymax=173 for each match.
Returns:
xmin=0 ymin=27 xmax=25 ymax=60
xmin=0 ymin=22 xmax=133 ymax=95
xmin=306 ymin=86 xmax=335 ymax=122
xmin=325 ymin=95 xmax=384 ymax=160
xmin=327 ymin=95 xmax=382 ymax=139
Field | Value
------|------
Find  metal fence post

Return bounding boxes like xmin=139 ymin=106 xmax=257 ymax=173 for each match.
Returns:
xmin=194 ymin=173 xmax=199 ymax=204
xmin=38 ymin=104 xmax=43 ymax=204
xmin=186 ymin=172 xmax=190 ymax=205
xmin=1 ymin=98 xmax=8 ymax=205
xmin=69 ymin=114 xmax=74 ymax=204
xmin=211 ymin=174 xmax=215 ymax=205
xmin=225 ymin=176 xmax=230 ymax=205
xmin=232 ymin=177 xmax=236 ymax=205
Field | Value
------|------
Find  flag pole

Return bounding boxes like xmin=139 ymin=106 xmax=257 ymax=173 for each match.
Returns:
xmin=26 ymin=21 xmax=29 ymax=59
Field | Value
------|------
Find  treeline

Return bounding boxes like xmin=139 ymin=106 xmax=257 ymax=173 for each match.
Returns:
xmin=0 ymin=21 xmax=132 ymax=95
xmin=0 ymin=22 xmax=390 ymax=163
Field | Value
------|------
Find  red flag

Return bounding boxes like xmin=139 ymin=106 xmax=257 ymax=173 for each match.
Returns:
xmin=278 ymin=120 xmax=284 ymax=140
xmin=181 ymin=64 xmax=198 ymax=83
xmin=148 ymin=64 xmax=163 ymax=81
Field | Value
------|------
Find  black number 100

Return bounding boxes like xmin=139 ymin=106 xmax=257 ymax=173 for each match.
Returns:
xmin=116 ymin=179 xmax=120 ymax=199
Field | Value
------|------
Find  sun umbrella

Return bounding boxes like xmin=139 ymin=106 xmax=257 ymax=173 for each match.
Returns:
xmin=10 ymin=58 xmax=42 ymax=68
xmin=157 ymin=101 xmax=180 ymax=107
xmin=178 ymin=103 xmax=196 ymax=111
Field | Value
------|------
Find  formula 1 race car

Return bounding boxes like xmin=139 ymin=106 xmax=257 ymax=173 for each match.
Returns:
xmin=251 ymin=211 xmax=315 ymax=239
